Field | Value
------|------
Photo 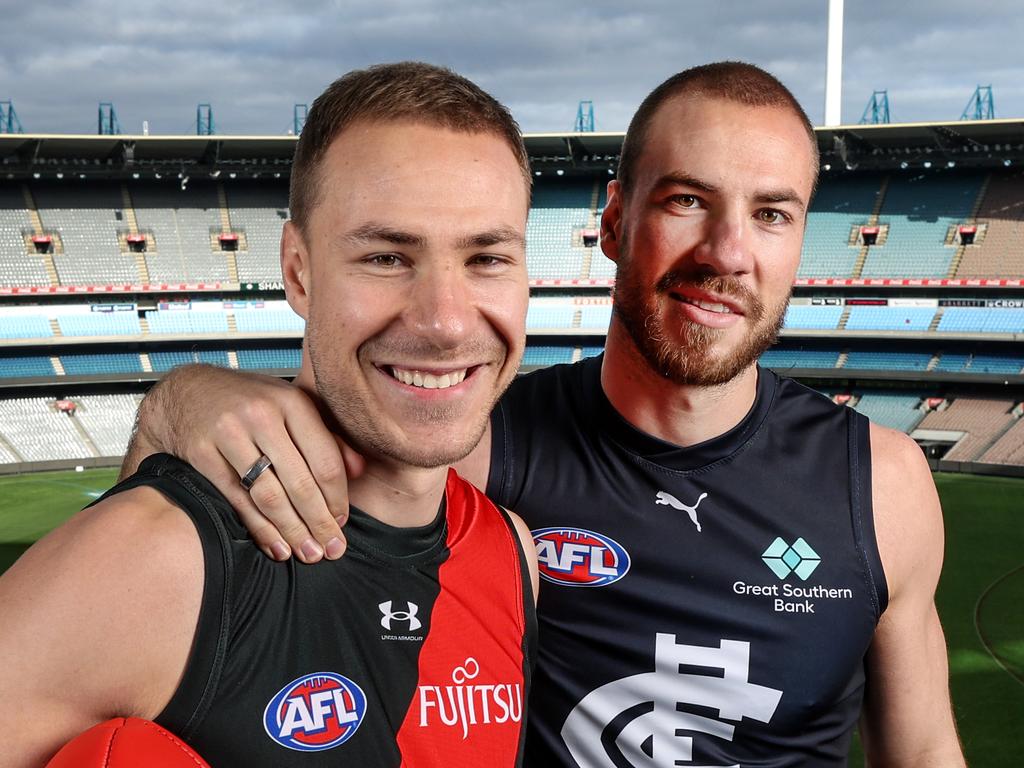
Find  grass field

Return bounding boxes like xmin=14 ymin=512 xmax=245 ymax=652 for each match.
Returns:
xmin=0 ymin=467 xmax=1021 ymax=765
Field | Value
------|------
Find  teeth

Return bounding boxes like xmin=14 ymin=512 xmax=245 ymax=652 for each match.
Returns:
xmin=682 ymin=297 xmax=731 ymax=314
xmin=390 ymin=367 xmax=467 ymax=389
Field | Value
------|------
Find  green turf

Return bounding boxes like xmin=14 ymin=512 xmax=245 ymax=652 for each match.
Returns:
xmin=0 ymin=468 xmax=1021 ymax=764
xmin=0 ymin=467 xmax=119 ymax=573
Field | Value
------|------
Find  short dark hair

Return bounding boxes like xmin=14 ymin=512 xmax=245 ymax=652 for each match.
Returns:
xmin=617 ymin=61 xmax=819 ymax=194
xmin=289 ymin=61 xmax=530 ymax=233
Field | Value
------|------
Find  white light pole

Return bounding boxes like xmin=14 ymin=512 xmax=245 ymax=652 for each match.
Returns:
xmin=825 ymin=0 xmax=844 ymax=126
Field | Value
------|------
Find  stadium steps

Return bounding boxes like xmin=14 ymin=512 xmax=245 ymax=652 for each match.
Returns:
xmin=851 ymin=176 xmax=890 ymax=279
xmin=120 ymin=184 xmax=140 ymax=234
xmin=926 ymin=353 xmax=940 ymax=371
xmin=947 ymin=173 xmax=991 ymax=278
xmin=928 ymin=310 xmax=943 ymax=332
xmin=140 ymin=353 xmax=153 ymax=373
xmin=227 ymin=314 xmax=238 ymax=333
xmin=139 ymin=317 xmax=150 ymax=334
xmin=49 ymin=318 xmax=61 ymax=336
xmin=66 ymin=409 xmax=100 ymax=457
xmin=0 ymin=430 xmax=25 ymax=463
xmin=579 ymin=180 xmax=603 ymax=279
xmin=838 ymin=306 xmax=852 ymax=330
xmin=50 ymin=356 xmax=65 ymax=375
xmin=132 ymin=250 xmax=150 ymax=283
xmin=227 ymin=350 xmax=240 ymax=369
xmin=225 ymin=251 xmax=240 ymax=283
xmin=21 ymin=185 xmax=61 ymax=286
xmin=971 ymin=411 xmax=1022 ymax=463
xmin=22 ymin=185 xmax=44 ymax=236
xmin=836 ymin=350 xmax=849 ymax=368
xmin=217 ymin=182 xmax=233 ymax=232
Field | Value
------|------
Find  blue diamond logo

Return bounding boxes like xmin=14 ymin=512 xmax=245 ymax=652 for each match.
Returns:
xmin=762 ymin=537 xmax=820 ymax=581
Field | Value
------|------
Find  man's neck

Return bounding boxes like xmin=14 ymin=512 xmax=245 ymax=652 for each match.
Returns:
xmin=348 ymin=462 xmax=449 ymax=528
xmin=292 ymin=367 xmax=448 ymax=528
xmin=599 ymin=325 xmax=759 ymax=448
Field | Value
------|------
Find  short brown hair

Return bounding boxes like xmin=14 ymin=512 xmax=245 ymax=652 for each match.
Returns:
xmin=617 ymin=61 xmax=819 ymax=195
xmin=289 ymin=61 xmax=531 ymax=233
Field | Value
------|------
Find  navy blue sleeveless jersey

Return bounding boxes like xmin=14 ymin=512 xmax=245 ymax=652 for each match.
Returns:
xmin=98 ymin=454 xmax=535 ymax=766
xmin=487 ymin=355 xmax=887 ymax=767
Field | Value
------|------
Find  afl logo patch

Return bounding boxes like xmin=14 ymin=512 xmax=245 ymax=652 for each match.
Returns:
xmin=263 ymin=672 xmax=367 ymax=752
xmin=533 ymin=527 xmax=631 ymax=587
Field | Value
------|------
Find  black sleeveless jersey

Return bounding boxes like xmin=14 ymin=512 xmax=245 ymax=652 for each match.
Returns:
xmin=99 ymin=454 xmax=535 ymax=766
xmin=487 ymin=355 xmax=887 ymax=767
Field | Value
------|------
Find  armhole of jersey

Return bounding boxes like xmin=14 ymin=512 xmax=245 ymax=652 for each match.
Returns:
xmin=847 ymin=411 xmax=889 ymax=620
xmin=129 ymin=467 xmax=233 ymax=740
xmin=495 ymin=505 xmax=537 ymax=767
xmin=486 ymin=401 xmax=513 ymax=505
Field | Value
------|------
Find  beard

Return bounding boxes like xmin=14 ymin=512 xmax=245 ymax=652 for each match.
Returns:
xmin=306 ymin=322 xmax=511 ymax=469
xmin=612 ymin=240 xmax=788 ymax=387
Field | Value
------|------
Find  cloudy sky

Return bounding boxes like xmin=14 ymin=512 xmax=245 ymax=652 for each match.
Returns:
xmin=2 ymin=0 xmax=1021 ymax=136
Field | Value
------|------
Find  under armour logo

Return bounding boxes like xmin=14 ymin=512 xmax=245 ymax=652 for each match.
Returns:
xmin=379 ymin=600 xmax=422 ymax=631
xmin=562 ymin=633 xmax=782 ymax=767
xmin=655 ymin=490 xmax=708 ymax=532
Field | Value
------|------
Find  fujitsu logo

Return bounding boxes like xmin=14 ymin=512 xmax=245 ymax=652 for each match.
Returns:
xmin=418 ymin=657 xmax=523 ymax=739
xmin=379 ymin=600 xmax=421 ymax=631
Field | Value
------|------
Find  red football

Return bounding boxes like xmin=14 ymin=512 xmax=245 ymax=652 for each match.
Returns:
xmin=47 ymin=717 xmax=210 ymax=768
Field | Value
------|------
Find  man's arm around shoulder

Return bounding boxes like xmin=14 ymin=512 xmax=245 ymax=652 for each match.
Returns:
xmin=861 ymin=424 xmax=965 ymax=766
xmin=0 ymin=489 xmax=203 ymax=767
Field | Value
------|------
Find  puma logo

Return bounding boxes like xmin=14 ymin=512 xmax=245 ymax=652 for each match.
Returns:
xmin=655 ymin=491 xmax=708 ymax=533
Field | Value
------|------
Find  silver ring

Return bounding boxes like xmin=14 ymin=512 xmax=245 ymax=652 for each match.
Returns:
xmin=240 ymin=454 xmax=273 ymax=490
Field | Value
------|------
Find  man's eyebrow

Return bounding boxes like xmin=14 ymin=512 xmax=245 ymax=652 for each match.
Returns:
xmin=653 ymin=172 xmax=719 ymax=195
xmin=455 ymin=227 xmax=525 ymax=250
xmin=340 ymin=224 xmax=425 ymax=248
xmin=754 ymin=189 xmax=807 ymax=213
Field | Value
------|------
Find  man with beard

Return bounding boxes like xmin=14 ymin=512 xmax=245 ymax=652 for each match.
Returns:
xmin=0 ymin=63 xmax=538 ymax=766
xmin=120 ymin=62 xmax=964 ymax=766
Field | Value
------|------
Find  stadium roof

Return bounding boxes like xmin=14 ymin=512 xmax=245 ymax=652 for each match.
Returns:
xmin=3 ymin=118 xmax=1024 ymax=178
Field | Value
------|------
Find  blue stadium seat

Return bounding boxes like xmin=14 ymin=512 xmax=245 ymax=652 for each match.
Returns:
xmin=0 ymin=356 xmax=57 ymax=378
xmin=149 ymin=350 xmax=232 ymax=372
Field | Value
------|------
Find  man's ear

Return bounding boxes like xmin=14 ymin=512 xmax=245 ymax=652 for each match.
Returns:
xmin=600 ymin=180 xmax=624 ymax=263
xmin=281 ymin=220 xmax=311 ymax=319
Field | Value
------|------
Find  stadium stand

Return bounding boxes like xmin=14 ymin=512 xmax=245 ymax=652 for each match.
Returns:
xmin=851 ymin=392 xmax=927 ymax=433
xmin=233 ymin=308 xmax=304 ymax=333
xmin=937 ymin=307 xmax=1024 ymax=334
xmin=522 ymin=345 xmax=575 ymax=366
xmin=760 ymin=349 xmax=841 ymax=369
xmin=782 ymin=305 xmax=844 ymax=330
xmin=59 ymin=353 xmax=143 ymax=375
xmin=149 ymin=350 xmax=231 ymax=371
xmin=916 ymin=396 xmax=1017 ymax=461
xmin=526 ymin=180 xmax=594 ymax=280
xmin=145 ymin=310 xmax=229 ymax=335
xmin=34 ymin=181 xmax=136 ymax=285
xmin=526 ymin=305 xmax=576 ymax=330
xmin=977 ymin=415 xmax=1024 ymax=465
xmin=236 ymin=347 xmax=302 ymax=370
xmin=957 ymin=169 xmax=1024 ymax=279
xmin=56 ymin=312 xmax=141 ymax=337
xmin=0 ymin=397 xmax=94 ymax=461
xmin=132 ymin=180 xmax=230 ymax=284
xmin=798 ymin=175 xmax=881 ymax=278
xmin=845 ymin=306 xmax=936 ymax=332
xmin=72 ymin=394 xmax=143 ymax=456
xmin=0 ymin=315 xmax=53 ymax=339
xmin=0 ymin=184 xmax=51 ymax=287
xmin=225 ymin=180 xmax=290 ymax=283
xmin=842 ymin=350 xmax=933 ymax=371
xmin=862 ymin=172 xmax=984 ymax=278
xmin=0 ymin=356 xmax=56 ymax=378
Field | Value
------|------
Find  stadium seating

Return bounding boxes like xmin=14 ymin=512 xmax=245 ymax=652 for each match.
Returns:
xmin=72 ymin=394 xmax=143 ymax=456
xmin=225 ymin=181 xmax=290 ymax=283
xmin=60 ymin=353 xmax=143 ymax=375
xmin=842 ymin=350 xmax=933 ymax=371
xmin=957 ymin=169 xmax=1024 ymax=279
xmin=798 ymin=175 xmax=882 ymax=278
xmin=577 ymin=305 xmax=612 ymax=330
xmin=916 ymin=396 xmax=1017 ymax=461
xmin=0 ymin=315 xmax=53 ymax=339
xmin=56 ymin=312 xmax=141 ymax=337
xmin=937 ymin=308 xmax=1024 ymax=334
xmin=862 ymin=173 xmax=984 ymax=278
xmin=236 ymin=348 xmax=302 ymax=370
xmin=132 ymin=180 xmax=230 ymax=283
xmin=759 ymin=349 xmax=841 ymax=369
xmin=34 ymin=180 xmax=137 ymax=285
xmin=145 ymin=310 xmax=229 ymax=335
xmin=149 ymin=350 xmax=232 ymax=372
xmin=844 ymin=306 xmax=936 ymax=332
xmin=234 ymin=308 xmax=305 ymax=333
xmin=526 ymin=180 xmax=593 ymax=280
xmin=521 ymin=345 xmax=575 ymax=366
xmin=0 ymin=397 xmax=94 ymax=461
xmin=0 ymin=356 xmax=56 ymax=378
xmin=526 ymin=305 xmax=576 ymax=330
xmin=0 ymin=184 xmax=51 ymax=287
xmin=850 ymin=392 xmax=926 ymax=433
xmin=782 ymin=305 xmax=844 ymax=330
xmin=978 ymin=416 xmax=1024 ymax=465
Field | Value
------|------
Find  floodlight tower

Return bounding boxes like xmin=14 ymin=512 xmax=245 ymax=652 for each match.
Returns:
xmin=859 ymin=91 xmax=891 ymax=124
xmin=293 ymin=104 xmax=308 ymax=135
xmin=960 ymin=86 xmax=995 ymax=121
xmin=824 ymin=0 xmax=844 ymax=126
xmin=574 ymin=100 xmax=594 ymax=133
xmin=98 ymin=102 xmax=122 ymax=135
xmin=196 ymin=103 xmax=215 ymax=135
xmin=0 ymin=100 xmax=23 ymax=133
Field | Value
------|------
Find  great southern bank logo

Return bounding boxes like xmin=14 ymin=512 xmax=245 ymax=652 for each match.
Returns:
xmin=761 ymin=537 xmax=821 ymax=581
xmin=263 ymin=672 xmax=367 ymax=752
xmin=533 ymin=527 xmax=630 ymax=587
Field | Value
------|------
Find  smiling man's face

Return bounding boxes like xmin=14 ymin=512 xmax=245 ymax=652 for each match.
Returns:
xmin=282 ymin=119 xmax=529 ymax=468
xmin=600 ymin=94 xmax=817 ymax=386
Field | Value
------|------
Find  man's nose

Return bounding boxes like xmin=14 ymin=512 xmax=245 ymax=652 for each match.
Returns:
xmin=405 ymin=263 xmax=473 ymax=348
xmin=691 ymin=209 xmax=754 ymax=276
